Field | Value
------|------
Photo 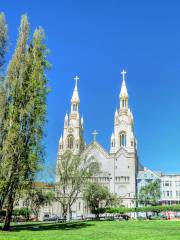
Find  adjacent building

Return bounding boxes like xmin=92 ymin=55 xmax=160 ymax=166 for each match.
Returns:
xmin=137 ymin=168 xmax=180 ymax=205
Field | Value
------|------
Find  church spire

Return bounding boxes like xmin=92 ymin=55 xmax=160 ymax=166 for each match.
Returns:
xmin=71 ymin=76 xmax=80 ymax=113
xmin=119 ymin=69 xmax=128 ymax=109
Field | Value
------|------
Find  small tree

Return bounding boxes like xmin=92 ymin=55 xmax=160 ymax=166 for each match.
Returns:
xmin=56 ymin=150 xmax=99 ymax=220
xmin=24 ymin=189 xmax=54 ymax=220
xmin=138 ymin=179 xmax=161 ymax=207
xmin=83 ymin=182 xmax=120 ymax=218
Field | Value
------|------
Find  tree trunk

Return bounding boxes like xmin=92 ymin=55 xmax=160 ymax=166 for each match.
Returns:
xmin=2 ymin=191 xmax=14 ymax=231
xmin=62 ymin=205 xmax=67 ymax=221
xmin=68 ymin=205 xmax=72 ymax=220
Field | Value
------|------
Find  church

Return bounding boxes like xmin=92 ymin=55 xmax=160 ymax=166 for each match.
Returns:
xmin=17 ymin=69 xmax=180 ymax=219
xmin=57 ymin=70 xmax=139 ymax=215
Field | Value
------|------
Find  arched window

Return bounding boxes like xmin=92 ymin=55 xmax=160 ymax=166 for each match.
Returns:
xmin=119 ymin=131 xmax=126 ymax=147
xmin=73 ymin=104 xmax=78 ymax=112
xmin=67 ymin=135 xmax=74 ymax=149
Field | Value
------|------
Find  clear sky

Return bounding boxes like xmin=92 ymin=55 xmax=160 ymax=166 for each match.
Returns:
xmin=1 ymin=0 xmax=180 ymax=174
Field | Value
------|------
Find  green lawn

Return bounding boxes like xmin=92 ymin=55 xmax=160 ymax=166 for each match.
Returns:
xmin=0 ymin=220 xmax=180 ymax=240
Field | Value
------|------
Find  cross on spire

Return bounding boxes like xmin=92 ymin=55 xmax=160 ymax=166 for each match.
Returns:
xmin=121 ymin=69 xmax=127 ymax=82
xmin=92 ymin=130 xmax=98 ymax=141
xmin=74 ymin=75 xmax=79 ymax=86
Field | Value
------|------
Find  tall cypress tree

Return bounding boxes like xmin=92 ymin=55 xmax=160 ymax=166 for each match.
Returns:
xmin=0 ymin=12 xmax=8 ymax=211
xmin=2 ymin=15 xmax=49 ymax=231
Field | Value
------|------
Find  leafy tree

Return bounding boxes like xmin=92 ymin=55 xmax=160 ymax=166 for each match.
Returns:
xmin=83 ymin=182 xmax=121 ymax=217
xmin=0 ymin=12 xmax=8 ymax=211
xmin=56 ymin=150 xmax=99 ymax=220
xmin=24 ymin=189 xmax=54 ymax=220
xmin=1 ymin=15 xmax=49 ymax=230
xmin=138 ymin=179 xmax=161 ymax=207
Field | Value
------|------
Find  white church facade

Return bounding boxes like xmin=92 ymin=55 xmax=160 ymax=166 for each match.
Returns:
xmin=57 ymin=70 xmax=139 ymax=212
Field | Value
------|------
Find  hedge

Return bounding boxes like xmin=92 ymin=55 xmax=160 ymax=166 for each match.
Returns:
xmin=96 ymin=205 xmax=180 ymax=214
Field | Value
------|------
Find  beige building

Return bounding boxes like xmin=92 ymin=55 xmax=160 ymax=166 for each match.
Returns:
xmin=56 ymin=70 xmax=138 ymax=217
xmin=161 ymin=174 xmax=180 ymax=205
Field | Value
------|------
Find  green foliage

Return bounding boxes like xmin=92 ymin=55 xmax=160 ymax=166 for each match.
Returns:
xmin=24 ymin=189 xmax=54 ymax=219
xmin=106 ymin=204 xmax=180 ymax=214
xmin=0 ymin=14 xmax=50 ymax=230
xmin=0 ymin=12 xmax=8 ymax=211
xmin=83 ymin=182 xmax=120 ymax=216
xmin=12 ymin=208 xmax=31 ymax=217
xmin=138 ymin=179 xmax=161 ymax=206
xmin=0 ymin=12 xmax=8 ymax=71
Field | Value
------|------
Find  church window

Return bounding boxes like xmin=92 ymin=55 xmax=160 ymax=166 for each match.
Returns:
xmin=73 ymin=104 xmax=78 ymax=112
xmin=131 ymin=141 xmax=134 ymax=147
xmin=120 ymin=131 xmax=126 ymax=147
xmin=67 ymin=135 xmax=74 ymax=149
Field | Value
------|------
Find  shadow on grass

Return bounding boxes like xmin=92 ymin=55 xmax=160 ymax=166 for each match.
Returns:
xmin=5 ymin=221 xmax=94 ymax=232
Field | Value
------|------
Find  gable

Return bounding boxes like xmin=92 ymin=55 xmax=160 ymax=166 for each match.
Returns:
xmin=137 ymin=167 xmax=160 ymax=180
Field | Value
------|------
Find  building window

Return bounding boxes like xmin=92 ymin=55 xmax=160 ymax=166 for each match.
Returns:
xmin=176 ymin=181 xmax=180 ymax=187
xmin=122 ymin=99 xmax=127 ymax=108
xmin=73 ymin=104 xmax=78 ymax=112
xmin=119 ymin=131 xmax=126 ymax=147
xmin=67 ymin=135 xmax=74 ymax=149
xmin=176 ymin=191 xmax=180 ymax=197
xmin=164 ymin=181 xmax=172 ymax=187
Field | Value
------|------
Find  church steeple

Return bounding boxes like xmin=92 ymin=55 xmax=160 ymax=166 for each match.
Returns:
xmin=110 ymin=69 xmax=136 ymax=153
xmin=71 ymin=76 xmax=80 ymax=113
xmin=58 ymin=75 xmax=85 ymax=157
xmin=119 ymin=70 xmax=128 ymax=110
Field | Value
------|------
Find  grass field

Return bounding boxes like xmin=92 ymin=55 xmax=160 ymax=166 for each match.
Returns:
xmin=0 ymin=220 xmax=180 ymax=240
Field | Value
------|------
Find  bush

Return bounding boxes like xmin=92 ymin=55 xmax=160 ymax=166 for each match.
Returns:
xmin=106 ymin=205 xmax=180 ymax=215
xmin=12 ymin=208 xmax=31 ymax=220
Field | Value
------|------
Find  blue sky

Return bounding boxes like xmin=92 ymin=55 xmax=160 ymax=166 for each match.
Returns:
xmin=1 ymin=0 xmax=180 ymax=174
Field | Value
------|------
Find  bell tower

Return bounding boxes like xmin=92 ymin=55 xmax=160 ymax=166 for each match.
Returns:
xmin=58 ymin=76 xmax=84 ymax=156
xmin=110 ymin=70 xmax=136 ymax=153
